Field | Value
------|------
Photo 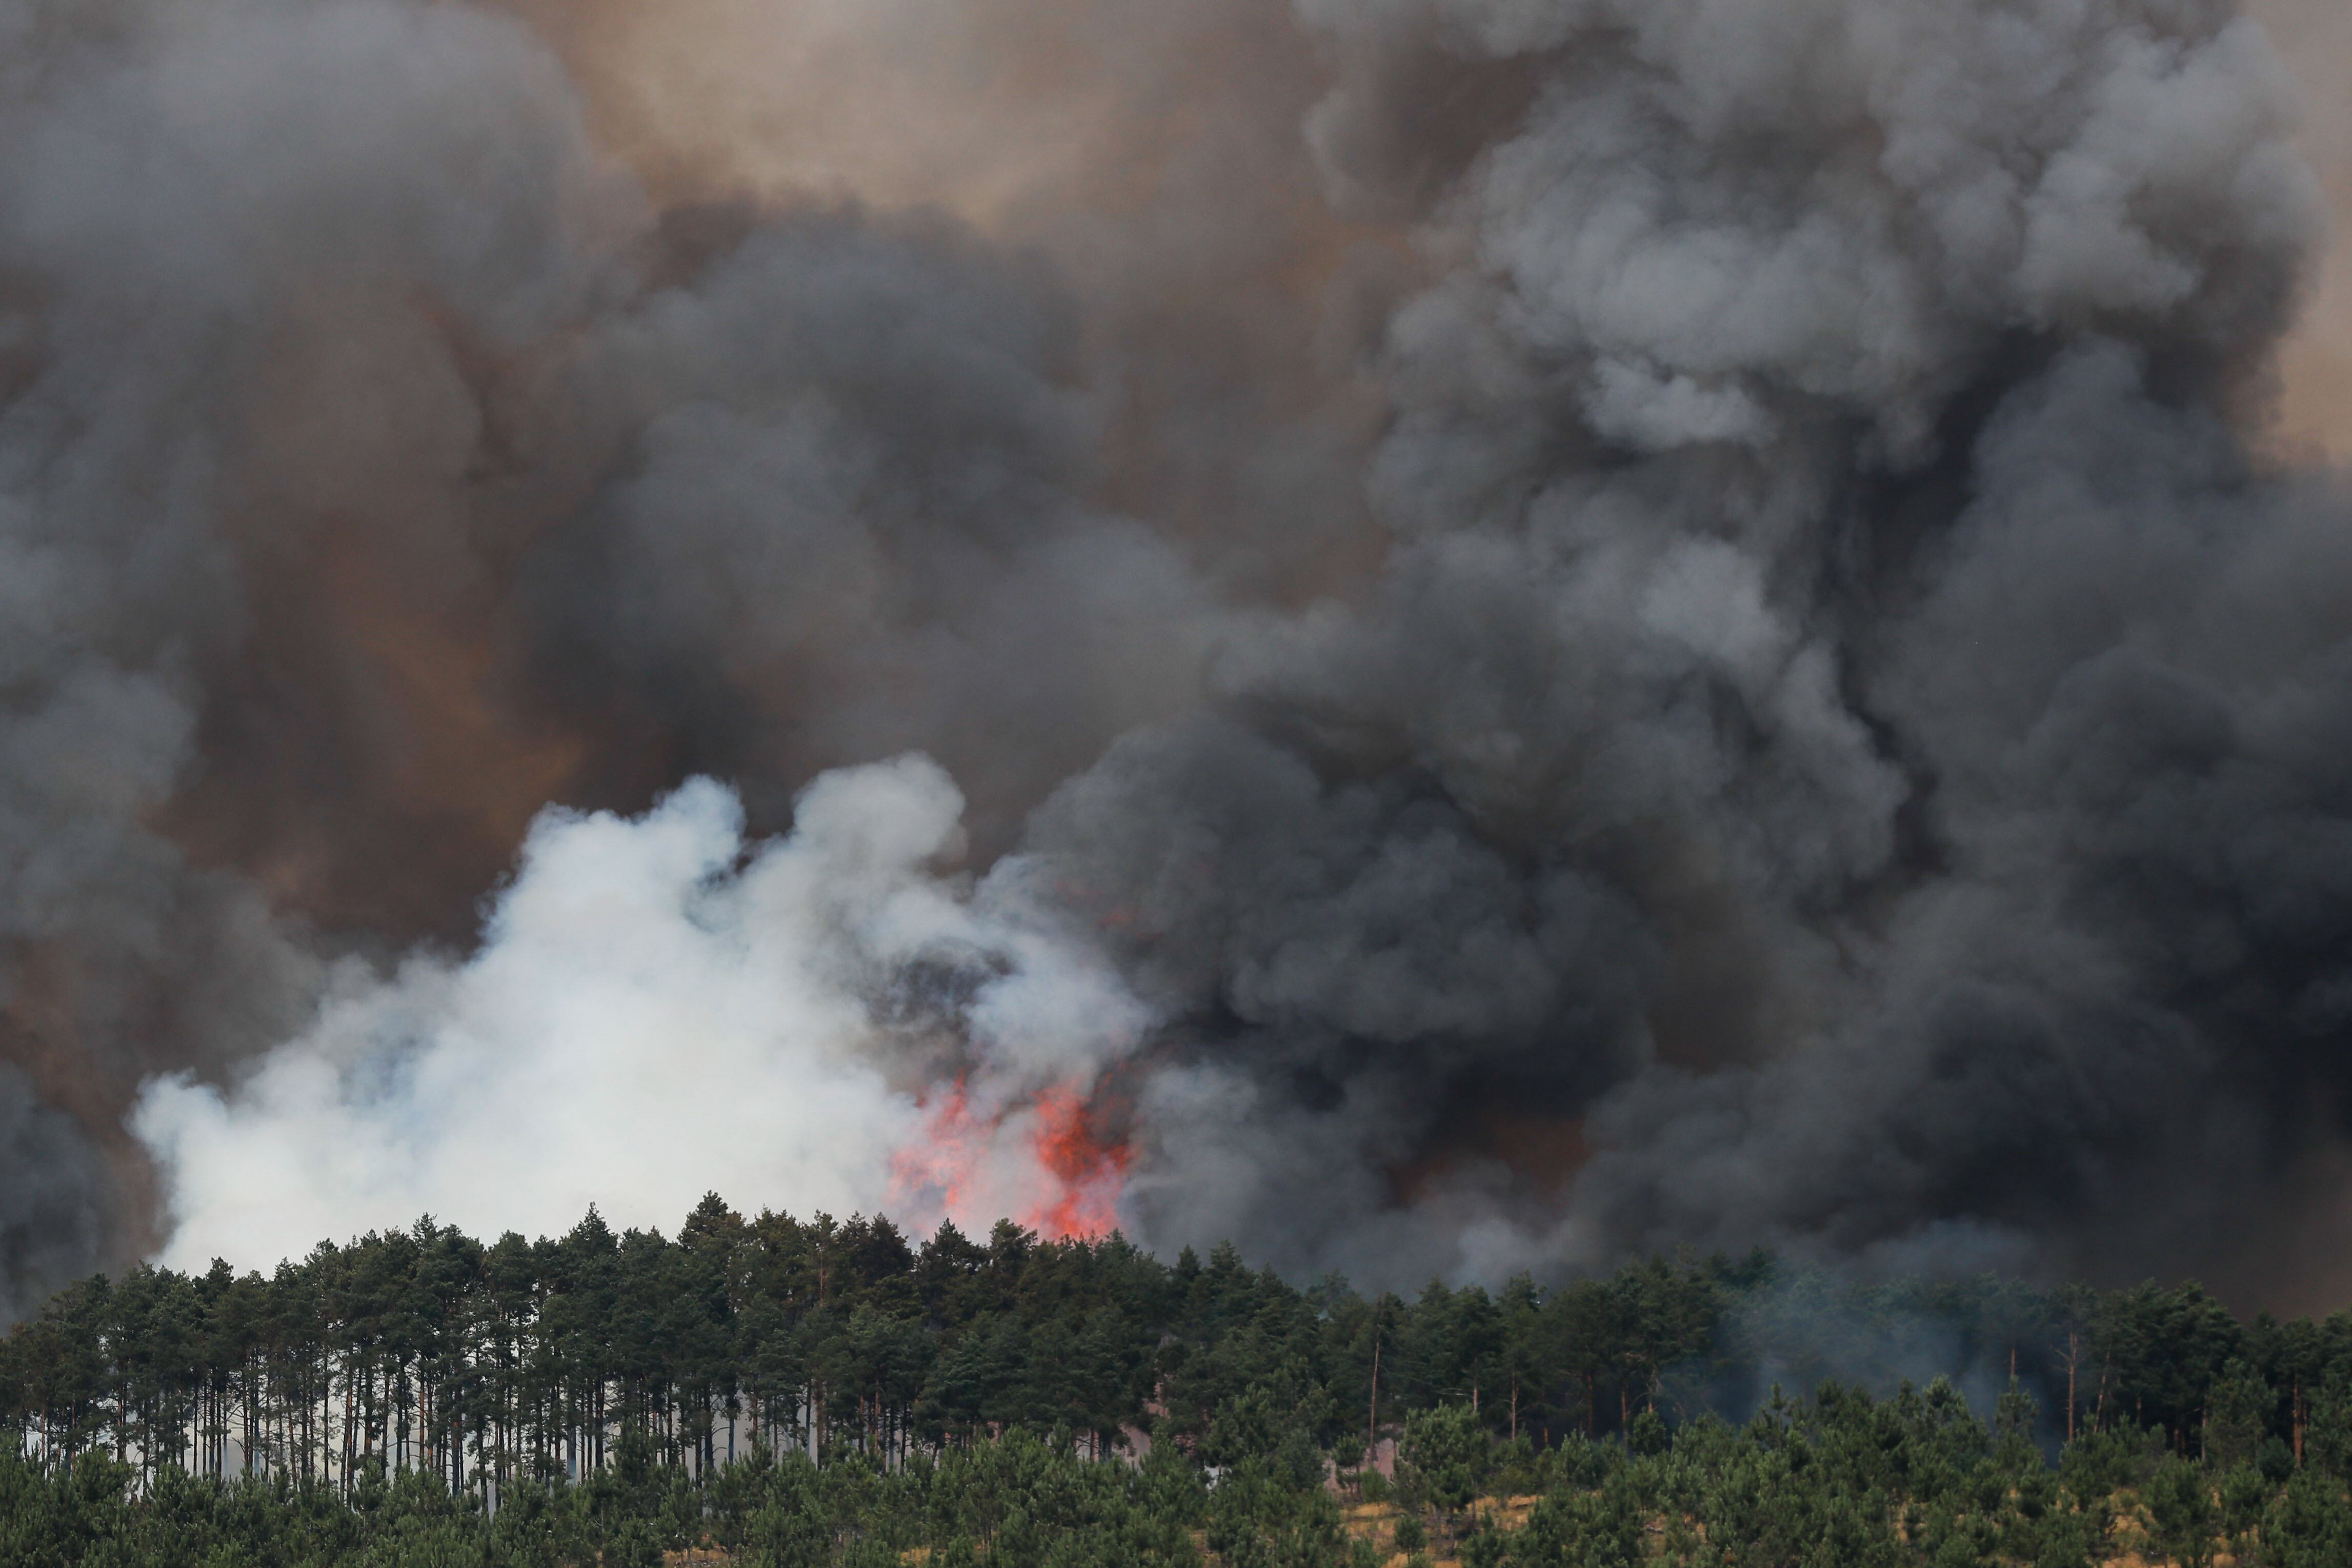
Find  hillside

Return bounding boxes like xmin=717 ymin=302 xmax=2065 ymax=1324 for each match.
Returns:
xmin=5 ymin=1200 xmax=2352 ymax=1563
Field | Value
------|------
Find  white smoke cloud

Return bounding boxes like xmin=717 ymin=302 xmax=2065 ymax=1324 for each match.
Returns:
xmin=134 ymin=755 xmax=1150 ymax=1269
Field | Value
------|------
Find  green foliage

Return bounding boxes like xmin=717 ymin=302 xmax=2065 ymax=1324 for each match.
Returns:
xmin=2308 ymin=1379 xmax=2352 ymax=1481
xmin=2204 ymin=1359 xmax=2273 ymax=1470
xmin=2144 ymin=1455 xmax=2217 ymax=1568
xmin=1399 ymin=1404 xmax=1486 ymax=1516
xmin=2058 ymin=1422 xmax=2148 ymax=1502
xmin=12 ymin=1201 xmax=2352 ymax=1564
xmin=1203 ymin=1386 xmax=1322 ymax=1492
xmin=2219 ymin=1459 xmax=2269 ymax=1541
xmin=2267 ymin=1466 xmax=2352 ymax=1568
xmin=1508 ymin=1474 xmax=1641 ymax=1568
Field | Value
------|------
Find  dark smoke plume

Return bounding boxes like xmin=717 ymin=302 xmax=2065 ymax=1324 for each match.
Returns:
xmin=0 ymin=0 xmax=2341 ymax=1317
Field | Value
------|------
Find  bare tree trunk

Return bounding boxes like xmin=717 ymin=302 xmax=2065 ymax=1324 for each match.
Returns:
xmin=2063 ymin=1334 xmax=2079 ymax=1445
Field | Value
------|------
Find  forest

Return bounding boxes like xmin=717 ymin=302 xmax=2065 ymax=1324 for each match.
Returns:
xmin=5 ymin=1197 xmax=2352 ymax=1565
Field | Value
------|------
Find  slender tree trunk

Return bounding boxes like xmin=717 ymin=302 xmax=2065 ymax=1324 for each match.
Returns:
xmin=2063 ymin=1335 xmax=2078 ymax=1445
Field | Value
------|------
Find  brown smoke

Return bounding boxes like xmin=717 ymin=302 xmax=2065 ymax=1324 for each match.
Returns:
xmin=2253 ymin=0 xmax=2352 ymax=458
xmin=156 ymin=286 xmax=602 ymax=943
xmin=498 ymin=0 xmax=1405 ymax=590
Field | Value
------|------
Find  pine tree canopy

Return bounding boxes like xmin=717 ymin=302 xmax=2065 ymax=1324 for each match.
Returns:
xmin=6 ymin=1200 xmax=2352 ymax=1565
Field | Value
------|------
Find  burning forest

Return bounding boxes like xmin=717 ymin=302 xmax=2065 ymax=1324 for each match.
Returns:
xmin=0 ymin=0 xmax=2349 ymax=1329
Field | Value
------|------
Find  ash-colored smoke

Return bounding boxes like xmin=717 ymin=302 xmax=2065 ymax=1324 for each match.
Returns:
xmin=0 ymin=0 xmax=2342 ymax=1312
xmin=1059 ymin=0 xmax=2340 ymax=1297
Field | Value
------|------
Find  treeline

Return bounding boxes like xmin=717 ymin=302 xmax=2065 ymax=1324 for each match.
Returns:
xmin=8 ymin=1198 xmax=2352 ymax=1563
xmin=13 ymin=1376 xmax=2352 ymax=1566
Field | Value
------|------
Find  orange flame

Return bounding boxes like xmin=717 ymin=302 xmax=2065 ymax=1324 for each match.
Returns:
xmin=889 ymin=1079 xmax=986 ymax=1221
xmin=888 ymin=1077 xmax=1130 ymax=1241
xmin=1026 ymin=1084 xmax=1131 ymax=1240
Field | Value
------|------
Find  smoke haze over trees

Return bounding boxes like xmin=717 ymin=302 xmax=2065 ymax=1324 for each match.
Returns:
xmin=1 ymin=0 xmax=2351 ymax=1316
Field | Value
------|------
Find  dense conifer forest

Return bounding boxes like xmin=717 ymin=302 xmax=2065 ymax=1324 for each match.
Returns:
xmin=8 ymin=1198 xmax=2352 ymax=1565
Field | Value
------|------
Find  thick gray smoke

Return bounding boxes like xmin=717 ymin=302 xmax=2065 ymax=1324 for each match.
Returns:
xmin=0 ymin=0 xmax=2346 ymax=1315
xmin=1058 ymin=0 xmax=2342 ymax=1297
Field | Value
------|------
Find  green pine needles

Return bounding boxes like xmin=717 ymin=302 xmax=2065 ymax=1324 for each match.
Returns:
xmin=6 ymin=1197 xmax=2352 ymax=1565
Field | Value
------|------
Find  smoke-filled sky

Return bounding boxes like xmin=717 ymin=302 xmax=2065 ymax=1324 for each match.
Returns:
xmin=3 ymin=0 xmax=2352 ymax=1320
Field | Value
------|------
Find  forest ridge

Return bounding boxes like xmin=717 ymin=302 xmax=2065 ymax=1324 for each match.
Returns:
xmin=8 ymin=1197 xmax=2352 ymax=1565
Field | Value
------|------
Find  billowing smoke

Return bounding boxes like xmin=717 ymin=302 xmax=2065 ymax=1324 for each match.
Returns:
xmin=0 ymin=0 xmax=2343 ymax=1315
xmin=140 ymin=759 xmax=1148 ymax=1268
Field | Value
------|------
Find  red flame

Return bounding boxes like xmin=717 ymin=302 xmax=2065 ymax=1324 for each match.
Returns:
xmin=888 ymin=1077 xmax=1130 ymax=1241
xmin=889 ymin=1079 xmax=986 ymax=1221
xmin=1026 ymin=1084 xmax=1131 ymax=1240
